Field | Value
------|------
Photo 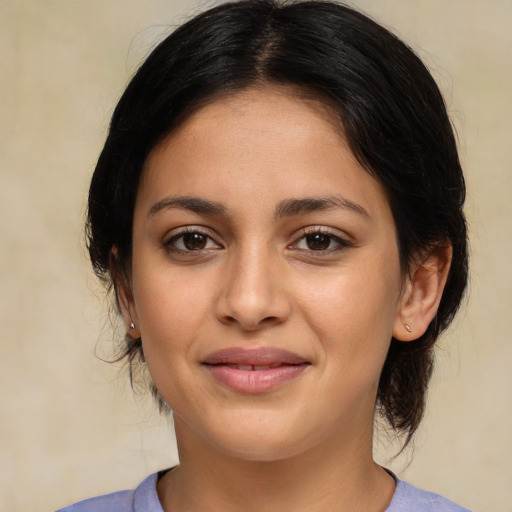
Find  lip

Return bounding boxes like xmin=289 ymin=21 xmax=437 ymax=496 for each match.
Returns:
xmin=202 ymin=347 xmax=310 ymax=394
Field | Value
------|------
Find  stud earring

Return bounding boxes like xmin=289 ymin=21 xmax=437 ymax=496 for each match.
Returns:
xmin=129 ymin=322 xmax=135 ymax=330
xmin=404 ymin=323 xmax=412 ymax=333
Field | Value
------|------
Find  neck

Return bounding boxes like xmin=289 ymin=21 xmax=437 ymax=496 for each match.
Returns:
xmin=158 ymin=418 xmax=395 ymax=512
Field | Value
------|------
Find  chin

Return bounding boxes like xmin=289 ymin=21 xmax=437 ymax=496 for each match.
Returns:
xmin=202 ymin=415 xmax=326 ymax=463
xmin=215 ymin=436 xmax=308 ymax=463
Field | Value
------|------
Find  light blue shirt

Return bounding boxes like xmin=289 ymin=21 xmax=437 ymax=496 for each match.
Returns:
xmin=57 ymin=472 xmax=472 ymax=511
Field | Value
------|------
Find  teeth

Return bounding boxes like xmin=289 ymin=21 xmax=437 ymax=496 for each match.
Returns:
xmin=237 ymin=365 xmax=253 ymax=371
xmin=253 ymin=365 xmax=270 ymax=370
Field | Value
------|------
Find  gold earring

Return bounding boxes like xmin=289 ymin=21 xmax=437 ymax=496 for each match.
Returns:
xmin=404 ymin=323 xmax=412 ymax=333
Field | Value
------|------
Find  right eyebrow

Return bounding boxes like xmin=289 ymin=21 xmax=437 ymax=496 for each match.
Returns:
xmin=148 ymin=196 xmax=227 ymax=218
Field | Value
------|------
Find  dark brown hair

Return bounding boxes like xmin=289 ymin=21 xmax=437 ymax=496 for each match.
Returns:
xmin=87 ymin=0 xmax=468 ymax=446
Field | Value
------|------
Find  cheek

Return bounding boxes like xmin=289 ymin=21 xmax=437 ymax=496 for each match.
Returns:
xmin=297 ymin=265 xmax=400 ymax=362
xmin=133 ymin=261 xmax=211 ymax=330
xmin=131 ymin=271 xmax=211 ymax=404
xmin=130 ymin=264 xmax=213 ymax=384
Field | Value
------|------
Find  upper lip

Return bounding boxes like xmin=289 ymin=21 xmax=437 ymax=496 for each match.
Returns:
xmin=203 ymin=347 xmax=309 ymax=366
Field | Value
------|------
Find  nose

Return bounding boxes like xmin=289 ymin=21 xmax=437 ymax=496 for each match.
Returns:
xmin=214 ymin=245 xmax=292 ymax=331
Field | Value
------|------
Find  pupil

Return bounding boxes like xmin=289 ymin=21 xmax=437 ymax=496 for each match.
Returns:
xmin=306 ymin=233 xmax=330 ymax=250
xmin=183 ymin=233 xmax=206 ymax=250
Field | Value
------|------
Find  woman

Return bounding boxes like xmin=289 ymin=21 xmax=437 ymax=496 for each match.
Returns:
xmin=58 ymin=1 xmax=470 ymax=510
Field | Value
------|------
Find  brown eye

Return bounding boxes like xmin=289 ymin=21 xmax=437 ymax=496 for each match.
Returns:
xmin=292 ymin=230 xmax=351 ymax=254
xmin=305 ymin=233 xmax=332 ymax=250
xmin=165 ymin=230 xmax=220 ymax=253
xmin=182 ymin=232 xmax=208 ymax=250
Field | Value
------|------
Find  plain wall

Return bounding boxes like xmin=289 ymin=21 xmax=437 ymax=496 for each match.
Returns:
xmin=1 ymin=1 xmax=511 ymax=511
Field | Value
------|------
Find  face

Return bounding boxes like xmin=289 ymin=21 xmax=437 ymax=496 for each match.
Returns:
xmin=126 ymin=87 xmax=406 ymax=462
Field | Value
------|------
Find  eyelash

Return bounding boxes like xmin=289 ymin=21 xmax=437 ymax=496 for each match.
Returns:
xmin=163 ymin=227 xmax=352 ymax=256
xmin=290 ymin=227 xmax=352 ymax=254
xmin=163 ymin=227 xmax=221 ymax=254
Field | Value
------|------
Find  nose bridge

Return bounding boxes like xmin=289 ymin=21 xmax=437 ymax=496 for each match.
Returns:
xmin=216 ymin=237 xmax=290 ymax=330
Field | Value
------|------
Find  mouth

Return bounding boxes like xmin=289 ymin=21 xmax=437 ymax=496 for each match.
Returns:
xmin=217 ymin=363 xmax=291 ymax=371
xmin=202 ymin=347 xmax=310 ymax=394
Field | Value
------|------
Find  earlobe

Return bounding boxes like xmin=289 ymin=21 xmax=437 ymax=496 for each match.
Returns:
xmin=110 ymin=248 xmax=140 ymax=338
xmin=116 ymin=279 xmax=141 ymax=338
xmin=393 ymin=244 xmax=452 ymax=341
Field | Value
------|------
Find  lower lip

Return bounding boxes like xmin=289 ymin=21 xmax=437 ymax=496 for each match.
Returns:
xmin=204 ymin=364 xmax=309 ymax=394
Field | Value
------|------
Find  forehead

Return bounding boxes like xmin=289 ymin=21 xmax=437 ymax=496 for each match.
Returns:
xmin=179 ymin=85 xmax=345 ymax=139
xmin=138 ymin=86 xmax=391 ymax=222
xmin=144 ymin=85 xmax=346 ymax=170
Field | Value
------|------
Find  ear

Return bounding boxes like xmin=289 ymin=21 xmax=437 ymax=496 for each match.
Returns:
xmin=110 ymin=247 xmax=140 ymax=338
xmin=393 ymin=244 xmax=452 ymax=341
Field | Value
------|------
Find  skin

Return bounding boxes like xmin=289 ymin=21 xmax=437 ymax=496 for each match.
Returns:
xmin=119 ymin=86 xmax=451 ymax=512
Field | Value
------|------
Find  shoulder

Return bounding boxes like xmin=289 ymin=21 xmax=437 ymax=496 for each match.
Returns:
xmin=56 ymin=473 xmax=163 ymax=512
xmin=55 ymin=490 xmax=134 ymax=512
xmin=387 ymin=478 xmax=472 ymax=512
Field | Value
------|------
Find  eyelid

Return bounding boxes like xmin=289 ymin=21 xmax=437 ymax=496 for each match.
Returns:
xmin=163 ymin=226 xmax=223 ymax=251
xmin=162 ymin=225 xmax=352 ymax=254
xmin=289 ymin=226 xmax=353 ymax=252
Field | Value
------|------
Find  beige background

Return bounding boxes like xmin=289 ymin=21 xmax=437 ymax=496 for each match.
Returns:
xmin=1 ymin=1 xmax=511 ymax=511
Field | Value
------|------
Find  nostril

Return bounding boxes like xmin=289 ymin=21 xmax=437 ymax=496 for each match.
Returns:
xmin=261 ymin=315 xmax=279 ymax=324
xmin=220 ymin=314 xmax=280 ymax=331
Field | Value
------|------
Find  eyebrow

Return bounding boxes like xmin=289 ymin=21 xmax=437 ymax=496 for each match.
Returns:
xmin=274 ymin=196 xmax=371 ymax=220
xmin=148 ymin=194 xmax=370 ymax=220
xmin=149 ymin=196 xmax=227 ymax=217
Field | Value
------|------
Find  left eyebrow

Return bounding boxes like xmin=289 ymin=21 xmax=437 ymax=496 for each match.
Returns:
xmin=274 ymin=196 xmax=371 ymax=220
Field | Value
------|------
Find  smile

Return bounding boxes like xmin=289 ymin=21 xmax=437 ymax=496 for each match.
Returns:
xmin=202 ymin=347 xmax=310 ymax=394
